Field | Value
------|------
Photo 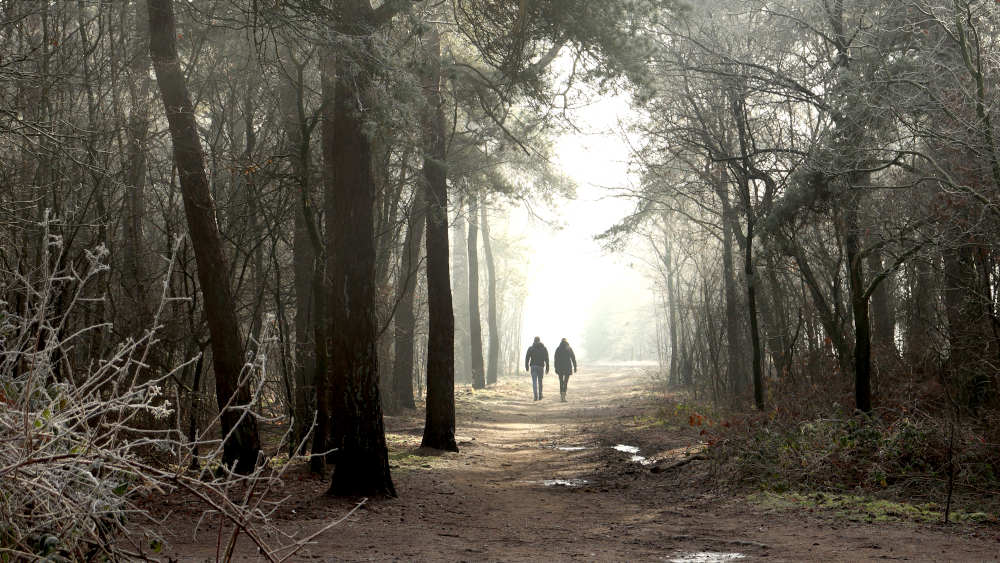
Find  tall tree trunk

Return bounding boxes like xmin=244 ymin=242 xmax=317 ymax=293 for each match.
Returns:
xmin=311 ymin=53 xmax=336 ymax=474
xmin=374 ymin=144 xmax=405 ymax=412
xmin=701 ymin=276 xmax=724 ymax=401
xmin=467 ymin=192 xmax=486 ymax=389
xmin=943 ymin=244 xmax=994 ymax=409
xmin=729 ymin=85 xmax=767 ymax=408
xmin=717 ymin=187 xmax=745 ymax=397
xmin=421 ymin=26 xmax=458 ymax=453
xmin=827 ymin=0 xmax=874 ymax=414
xmin=123 ymin=0 xmax=151 ymax=338
xmin=391 ymin=181 xmax=427 ymax=411
xmin=310 ymin=263 xmax=330 ymax=473
xmin=451 ymin=194 xmax=470 ymax=382
xmin=148 ymin=0 xmax=260 ymax=473
xmin=280 ymin=56 xmax=317 ymax=457
xmin=904 ymin=257 xmax=935 ymax=367
xmin=745 ymin=215 xmax=765 ymax=410
xmin=242 ymin=83 xmax=266 ymax=365
xmin=324 ymin=3 xmax=395 ymax=497
xmin=660 ymin=219 xmax=681 ymax=386
xmin=843 ymin=194 xmax=872 ymax=413
xmin=481 ymin=203 xmax=500 ymax=386
xmin=762 ymin=249 xmax=793 ymax=380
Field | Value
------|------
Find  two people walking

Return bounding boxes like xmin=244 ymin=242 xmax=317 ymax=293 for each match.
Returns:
xmin=524 ymin=337 xmax=577 ymax=402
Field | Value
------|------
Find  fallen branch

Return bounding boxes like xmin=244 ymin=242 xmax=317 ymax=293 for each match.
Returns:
xmin=650 ymin=454 xmax=708 ymax=474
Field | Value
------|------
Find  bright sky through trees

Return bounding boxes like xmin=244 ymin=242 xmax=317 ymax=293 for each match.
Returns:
xmin=518 ymin=91 xmax=649 ymax=360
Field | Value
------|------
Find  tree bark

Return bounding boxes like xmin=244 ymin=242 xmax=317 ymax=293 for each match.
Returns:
xmin=660 ymin=218 xmax=681 ymax=386
xmin=467 ymin=192 xmax=486 ymax=389
xmin=904 ymin=257 xmax=935 ymax=366
xmin=421 ymin=26 xmax=459 ymax=453
xmin=280 ymin=56 xmax=318 ymax=457
xmin=324 ymin=2 xmax=395 ymax=497
xmin=943 ymin=243 xmax=994 ymax=409
xmin=390 ymin=179 xmax=427 ymax=412
xmin=310 ymin=259 xmax=331 ymax=472
xmin=148 ymin=0 xmax=260 ymax=473
xmin=716 ymin=180 xmax=746 ymax=397
xmin=123 ymin=0 xmax=151 ymax=339
xmin=451 ymin=195 xmax=471 ymax=383
xmin=310 ymin=52 xmax=338 ymax=475
xmin=843 ymin=194 xmax=872 ymax=413
xmin=745 ymin=215 xmax=765 ymax=410
xmin=242 ymin=82 xmax=266 ymax=367
xmin=761 ymin=248 xmax=793 ymax=381
xmin=374 ymin=145 xmax=406 ymax=411
xmin=481 ymin=203 xmax=500 ymax=386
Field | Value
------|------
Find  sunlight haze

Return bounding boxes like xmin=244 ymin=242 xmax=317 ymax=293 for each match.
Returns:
xmin=518 ymin=91 xmax=650 ymax=362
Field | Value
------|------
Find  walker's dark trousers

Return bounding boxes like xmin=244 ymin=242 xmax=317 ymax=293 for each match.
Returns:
xmin=558 ymin=373 xmax=570 ymax=396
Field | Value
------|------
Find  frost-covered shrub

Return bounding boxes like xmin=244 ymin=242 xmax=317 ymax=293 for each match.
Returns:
xmin=0 ymin=228 xmax=180 ymax=560
xmin=0 ymin=225 xmax=343 ymax=562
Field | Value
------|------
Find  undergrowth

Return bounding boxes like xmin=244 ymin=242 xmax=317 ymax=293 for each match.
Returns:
xmin=651 ymin=378 xmax=1000 ymax=522
xmin=750 ymin=491 xmax=994 ymax=524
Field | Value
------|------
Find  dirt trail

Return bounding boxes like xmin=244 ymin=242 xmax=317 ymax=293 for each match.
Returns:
xmin=158 ymin=365 xmax=999 ymax=562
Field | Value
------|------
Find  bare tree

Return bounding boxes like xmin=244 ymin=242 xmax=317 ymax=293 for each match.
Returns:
xmin=421 ymin=24 xmax=459 ymax=453
xmin=148 ymin=0 xmax=261 ymax=473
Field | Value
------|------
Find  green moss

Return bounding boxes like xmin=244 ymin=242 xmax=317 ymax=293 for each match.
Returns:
xmin=630 ymin=414 xmax=676 ymax=430
xmin=749 ymin=491 xmax=996 ymax=524
xmin=267 ymin=453 xmax=291 ymax=468
xmin=387 ymin=446 xmax=454 ymax=472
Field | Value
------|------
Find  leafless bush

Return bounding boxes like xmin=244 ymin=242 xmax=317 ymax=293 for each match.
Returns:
xmin=0 ymin=218 xmax=352 ymax=562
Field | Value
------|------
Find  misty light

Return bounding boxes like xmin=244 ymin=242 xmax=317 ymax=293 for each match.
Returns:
xmin=517 ymin=89 xmax=655 ymax=363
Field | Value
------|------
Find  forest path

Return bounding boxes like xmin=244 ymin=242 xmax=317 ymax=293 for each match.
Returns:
xmin=161 ymin=365 xmax=999 ymax=561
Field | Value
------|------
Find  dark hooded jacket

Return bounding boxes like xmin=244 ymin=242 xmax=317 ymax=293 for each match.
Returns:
xmin=554 ymin=341 xmax=577 ymax=376
xmin=525 ymin=342 xmax=549 ymax=372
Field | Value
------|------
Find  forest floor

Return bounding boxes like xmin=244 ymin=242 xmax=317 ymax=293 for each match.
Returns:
xmin=147 ymin=365 xmax=1000 ymax=562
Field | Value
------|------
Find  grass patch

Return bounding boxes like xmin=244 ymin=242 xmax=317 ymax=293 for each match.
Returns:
xmin=631 ymin=414 xmax=677 ymax=431
xmin=386 ymin=432 xmax=456 ymax=473
xmin=749 ymin=491 xmax=995 ymax=524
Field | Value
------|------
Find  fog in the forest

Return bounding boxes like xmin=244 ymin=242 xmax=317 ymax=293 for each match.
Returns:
xmin=8 ymin=0 xmax=1000 ymax=558
xmin=517 ymin=89 xmax=657 ymax=363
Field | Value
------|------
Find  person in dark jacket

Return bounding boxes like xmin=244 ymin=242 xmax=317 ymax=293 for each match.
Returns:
xmin=524 ymin=336 xmax=549 ymax=401
xmin=553 ymin=338 xmax=578 ymax=402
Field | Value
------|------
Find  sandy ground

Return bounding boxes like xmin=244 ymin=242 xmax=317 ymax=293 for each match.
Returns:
xmin=144 ymin=365 xmax=1000 ymax=562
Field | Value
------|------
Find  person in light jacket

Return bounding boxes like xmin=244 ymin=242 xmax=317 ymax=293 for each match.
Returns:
xmin=553 ymin=338 xmax=578 ymax=402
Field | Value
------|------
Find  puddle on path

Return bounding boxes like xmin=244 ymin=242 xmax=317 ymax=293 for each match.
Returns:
xmin=630 ymin=455 xmax=654 ymax=466
xmin=668 ymin=553 xmax=746 ymax=563
xmin=542 ymin=443 xmax=590 ymax=451
xmin=614 ymin=444 xmax=654 ymax=465
xmin=541 ymin=478 xmax=589 ymax=487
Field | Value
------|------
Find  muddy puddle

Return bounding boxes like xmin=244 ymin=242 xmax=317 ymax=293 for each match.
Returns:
xmin=667 ymin=553 xmax=746 ymax=563
xmin=543 ymin=444 xmax=590 ymax=451
xmin=613 ymin=444 xmax=654 ymax=466
xmin=541 ymin=478 xmax=589 ymax=487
